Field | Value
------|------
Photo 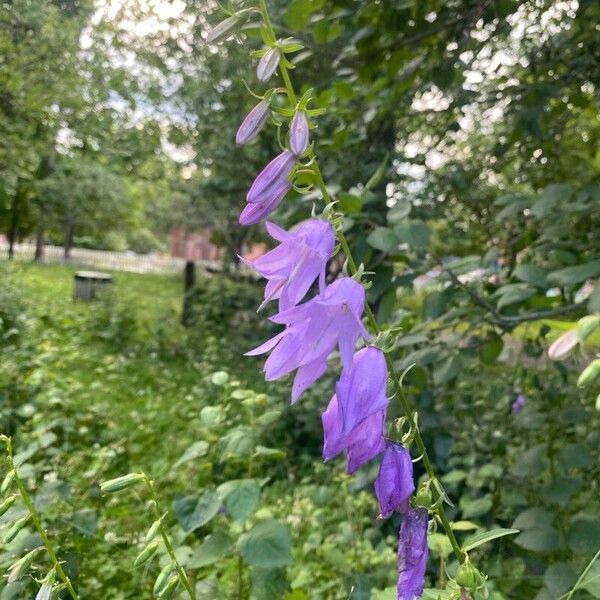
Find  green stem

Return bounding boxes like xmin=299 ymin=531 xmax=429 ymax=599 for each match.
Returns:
xmin=144 ymin=476 xmax=196 ymax=600
xmin=257 ymin=0 xmax=465 ymax=565
xmin=563 ymin=548 xmax=600 ymax=600
xmin=3 ymin=437 xmax=80 ymax=600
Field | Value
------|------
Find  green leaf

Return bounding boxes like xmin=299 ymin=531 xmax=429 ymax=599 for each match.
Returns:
xmin=542 ymin=477 xmax=582 ymax=504
xmin=543 ymin=563 xmax=577 ymax=597
xmin=514 ymin=527 xmax=560 ymax=552
xmin=173 ymin=441 xmax=209 ymax=468
xmin=567 ymin=518 xmax=600 ymax=555
xmin=188 ymin=531 xmax=232 ymax=568
xmin=514 ymin=264 xmax=548 ymax=287
xmin=460 ymin=495 xmax=492 ymax=519
xmin=173 ymin=491 xmax=221 ymax=533
xmin=579 ymin=561 xmax=600 ymax=598
xmin=547 ymin=260 xmax=600 ymax=286
xmin=530 ymin=184 xmax=573 ymax=217
xmin=557 ymin=443 xmax=593 ymax=469
xmin=387 ymin=200 xmax=411 ymax=224
xmin=512 ymin=508 xmax=555 ymax=530
xmin=480 ymin=336 xmax=503 ymax=365
xmin=496 ymin=284 xmax=536 ymax=309
xmin=511 ymin=443 xmax=548 ymax=477
xmin=284 ymin=0 xmax=324 ymax=30
xmin=338 ymin=192 xmax=363 ymax=214
xmin=394 ymin=219 xmax=430 ymax=249
xmin=366 ymin=227 xmax=399 ymax=252
xmin=432 ymin=355 xmax=461 ymax=386
xmin=239 ymin=520 xmax=292 ymax=568
xmin=72 ymin=509 xmax=96 ymax=537
xmin=461 ymin=528 xmax=519 ymax=552
xmin=427 ymin=533 xmax=453 ymax=559
xmin=217 ymin=479 xmax=260 ymax=524
xmin=588 ymin=282 xmax=600 ymax=312
xmin=250 ymin=567 xmax=290 ymax=599
xmin=422 ymin=291 xmax=449 ymax=321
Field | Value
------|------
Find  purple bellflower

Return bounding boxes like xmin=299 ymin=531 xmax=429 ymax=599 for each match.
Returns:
xmin=236 ymin=99 xmax=270 ymax=145
xmin=242 ymin=219 xmax=334 ymax=311
xmin=336 ymin=347 xmax=388 ymax=434
xmin=239 ymin=150 xmax=296 ymax=226
xmin=257 ymin=47 xmax=280 ymax=82
xmin=289 ymin=111 xmax=309 ymax=156
xmin=511 ymin=393 xmax=525 ymax=414
xmin=374 ymin=443 xmax=415 ymax=519
xmin=246 ymin=277 xmax=369 ymax=402
xmin=322 ymin=393 xmax=386 ymax=473
xmin=397 ymin=507 xmax=429 ymax=600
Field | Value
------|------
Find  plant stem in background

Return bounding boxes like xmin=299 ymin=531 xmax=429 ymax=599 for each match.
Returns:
xmin=2 ymin=436 xmax=81 ymax=600
xmin=257 ymin=0 xmax=466 ymax=565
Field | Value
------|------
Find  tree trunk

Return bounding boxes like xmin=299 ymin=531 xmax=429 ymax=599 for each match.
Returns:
xmin=63 ymin=221 xmax=74 ymax=261
xmin=7 ymin=179 xmax=25 ymax=260
xmin=181 ymin=260 xmax=196 ymax=327
xmin=34 ymin=221 xmax=45 ymax=261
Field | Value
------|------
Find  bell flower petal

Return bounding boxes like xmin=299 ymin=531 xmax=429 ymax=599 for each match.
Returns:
xmin=256 ymin=47 xmax=280 ymax=82
xmin=374 ymin=443 xmax=414 ymax=519
xmin=236 ymin=99 xmax=270 ymax=145
xmin=289 ymin=111 xmax=309 ymax=156
xmin=397 ymin=507 xmax=428 ymax=600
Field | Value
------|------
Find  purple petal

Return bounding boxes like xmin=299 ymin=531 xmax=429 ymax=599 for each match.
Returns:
xmin=239 ymin=178 xmax=291 ymax=226
xmin=374 ymin=443 xmax=414 ymax=519
xmin=236 ymin=99 xmax=269 ymax=145
xmin=397 ymin=508 xmax=428 ymax=600
xmin=247 ymin=151 xmax=295 ymax=204
xmin=256 ymin=47 xmax=280 ymax=82
xmin=289 ymin=111 xmax=309 ymax=156
xmin=291 ymin=357 xmax=327 ymax=403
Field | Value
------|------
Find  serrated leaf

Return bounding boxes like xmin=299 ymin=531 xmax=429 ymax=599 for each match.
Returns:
xmin=462 ymin=528 xmax=519 ymax=552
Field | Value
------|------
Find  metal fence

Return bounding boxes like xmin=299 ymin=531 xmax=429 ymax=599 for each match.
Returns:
xmin=0 ymin=241 xmax=221 ymax=274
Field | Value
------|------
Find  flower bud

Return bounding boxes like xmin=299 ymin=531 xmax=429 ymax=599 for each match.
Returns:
xmin=256 ymin=47 xmax=281 ymax=82
xmin=144 ymin=518 xmax=162 ymax=543
xmin=100 ymin=473 xmax=144 ymax=493
xmin=289 ymin=111 xmax=309 ymax=156
xmin=4 ymin=514 xmax=31 ymax=544
xmin=414 ymin=485 xmax=433 ymax=509
xmin=154 ymin=563 xmax=175 ymax=596
xmin=0 ymin=494 xmax=17 ymax=516
xmin=35 ymin=583 xmax=53 ymax=600
xmin=577 ymin=315 xmax=600 ymax=341
xmin=548 ymin=328 xmax=578 ymax=360
xmin=455 ymin=562 xmax=478 ymax=591
xmin=236 ymin=99 xmax=270 ymax=145
xmin=134 ymin=540 xmax=160 ymax=567
xmin=577 ymin=359 xmax=600 ymax=388
xmin=7 ymin=547 xmax=40 ymax=582
xmin=1 ymin=469 xmax=15 ymax=494
xmin=206 ymin=14 xmax=243 ymax=45
xmin=158 ymin=576 xmax=180 ymax=599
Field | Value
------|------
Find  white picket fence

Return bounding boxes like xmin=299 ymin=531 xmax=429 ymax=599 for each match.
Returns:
xmin=0 ymin=241 xmax=221 ymax=274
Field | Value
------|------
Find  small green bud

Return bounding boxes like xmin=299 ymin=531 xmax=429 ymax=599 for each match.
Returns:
xmin=7 ymin=547 xmax=41 ymax=582
xmin=153 ymin=563 xmax=175 ymax=595
xmin=455 ymin=562 xmax=478 ymax=590
xmin=100 ymin=473 xmax=144 ymax=493
xmin=144 ymin=518 xmax=162 ymax=543
xmin=577 ymin=315 xmax=600 ymax=341
xmin=0 ymin=494 xmax=17 ymax=516
xmin=158 ymin=575 xmax=180 ymax=599
xmin=4 ymin=514 xmax=31 ymax=543
xmin=414 ymin=485 xmax=433 ymax=509
xmin=595 ymin=393 xmax=600 ymax=411
xmin=134 ymin=540 xmax=160 ymax=567
xmin=577 ymin=359 xmax=600 ymax=388
xmin=206 ymin=14 xmax=245 ymax=45
xmin=1 ymin=470 xmax=16 ymax=494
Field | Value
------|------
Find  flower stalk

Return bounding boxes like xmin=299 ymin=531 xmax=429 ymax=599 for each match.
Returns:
xmin=256 ymin=0 xmax=466 ymax=566
xmin=1 ymin=436 xmax=81 ymax=600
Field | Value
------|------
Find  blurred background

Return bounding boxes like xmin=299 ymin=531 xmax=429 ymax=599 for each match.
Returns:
xmin=0 ymin=0 xmax=599 ymax=599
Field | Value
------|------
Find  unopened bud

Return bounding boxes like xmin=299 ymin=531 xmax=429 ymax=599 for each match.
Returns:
xmin=144 ymin=518 xmax=162 ymax=543
xmin=414 ymin=485 xmax=433 ymax=509
xmin=548 ymin=328 xmax=578 ymax=360
xmin=134 ymin=540 xmax=160 ymax=567
xmin=577 ymin=359 xmax=600 ymax=388
xmin=153 ymin=563 xmax=175 ymax=596
xmin=206 ymin=14 xmax=244 ymax=45
xmin=455 ymin=561 xmax=478 ymax=592
xmin=256 ymin=47 xmax=281 ymax=82
xmin=7 ymin=547 xmax=41 ymax=582
xmin=158 ymin=575 xmax=180 ymax=599
xmin=4 ymin=514 xmax=31 ymax=543
xmin=0 ymin=494 xmax=17 ymax=516
xmin=1 ymin=470 xmax=15 ymax=494
xmin=578 ymin=315 xmax=600 ymax=341
xmin=100 ymin=473 xmax=144 ymax=493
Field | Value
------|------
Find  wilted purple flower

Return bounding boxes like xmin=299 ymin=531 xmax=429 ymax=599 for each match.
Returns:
xmin=256 ymin=47 xmax=280 ymax=82
xmin=236 ymin=99 xmax=270 ymax=145
xmin=374 ymin=443 xmax=415 ymax=519
xmin=322 ymin=393 xmax=386 ymax=473
xmin=511 ymin=393 xmax=525 ymax=414
xmin=239 ymin=151 xmax=296 ymax=226
xmin=397 ymin=507 xmax=428 ymax=600
xmin=246 ymin=277 xmax=369 ymax=402
xmin=336 ymin=347 xmax=388 ymax=434
xmin=242 ymin=219 xmax=334 ymax=311
xmin=289 ymin=111 xmax=309 ymax=156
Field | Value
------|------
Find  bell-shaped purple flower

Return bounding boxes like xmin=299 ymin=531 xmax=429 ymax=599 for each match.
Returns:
xmin=336 ymin=347 xmax=388 ymax=435
xmin=256 ymin=47 xmax=280 ymax=82
xmin=322 ymin=393 xmax=386 ymax=474
xmin=239 ymin=151 xmax=296 ymax=226
xmin=243 ymin=219 xmax=334 ymax=311
xmin=511 ymin=393 xmax=525 ymax=414
xmin=397 ymin=507 xmax=428 ymax=600
xmin=236 ymin=99 xmax=270 ymax=145
xmin=374 ymin=443 xmax=414 ymax=519
xmin=246 ymin=277 xmax=369 ymax=402
xmin=289 ymin=111 xmax=309 ymax=156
